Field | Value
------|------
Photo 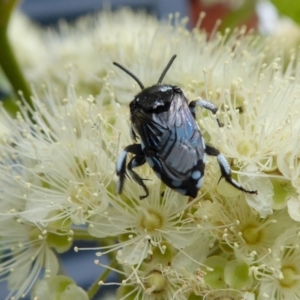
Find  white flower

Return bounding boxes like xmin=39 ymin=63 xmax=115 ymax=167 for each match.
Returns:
xmin=287 ymin=196 xmax=300 ymax=222
xmin=0 ymin=217 xmax=59 ymax=300
xmin=200 ymin=56 xmax=300 ymax=215
xmin=4 ymin=7 xmax=300 ymax=300
xmin=255 ymin=227 xmax=300 ymax=300
xmin=0 ymin=85 xmax=116 ymax=225
xmin=8 ymin=10 xmax=269 ymax=101
xmin=207 ymin=195 xmax=295 ymax=261
xmin=0 ymin=82 xmax=118 ymax=298
xmin=88 ymin=179 xmax=198 ymax=266
xmin=95 ymin=237 xmax=212 ymax=300
xmin=277 ymin=136 xmax=300 ymax=189
xmin=9 ymin=9 xmax=165 ymax=97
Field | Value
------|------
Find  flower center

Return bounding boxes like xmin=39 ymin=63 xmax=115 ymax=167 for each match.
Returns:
xmin=237 ymin=141 xmax=255 ymax=156
xmin=140 ymin=209 xmax=163 ymax=232
xmin=280 ymin=266 xmax=298 ymax=288
xmin=242 ymin=225 xmax=261 ymax=245
xmin=145 ymin=270 xmax=167 ymax=293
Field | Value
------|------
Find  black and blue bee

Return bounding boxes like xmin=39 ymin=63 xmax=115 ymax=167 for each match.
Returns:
xmin=114 ymin=55 xmax=257 ymax=199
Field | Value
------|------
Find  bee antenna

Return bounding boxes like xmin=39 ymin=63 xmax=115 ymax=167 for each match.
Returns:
xmin=157 ymin=55 xmax=177 ymax=84
xmin=113 ymin=62 xmax=145 ymax=90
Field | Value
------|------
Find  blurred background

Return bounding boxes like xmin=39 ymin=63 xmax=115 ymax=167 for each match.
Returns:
xmin=19 ymin=0 xmax=190 ymax=25
xmin=1 ymin=0 xmax=299 ymax=299
xmin=17 ymin=0 xmax=278 ymax=32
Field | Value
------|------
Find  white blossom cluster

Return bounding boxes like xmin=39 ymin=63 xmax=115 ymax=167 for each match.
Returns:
xmin=1 ymin=9 xmax=300 ymax=300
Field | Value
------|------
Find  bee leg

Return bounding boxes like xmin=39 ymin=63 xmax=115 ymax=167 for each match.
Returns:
xmin=116 ymin=144 xmax=143 ymax=195
xmin=127 ymin=155 xmax=149 ymax=200
xmin=205 ymin=145 xmax=257 ymax=194
xmin=189 ymin=100 xmax=223 ymax=127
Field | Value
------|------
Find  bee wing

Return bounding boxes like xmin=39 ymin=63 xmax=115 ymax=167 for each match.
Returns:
xmin=159 ymin=100 xmax=205 ymax=178
xmin=141 ymin=97 xmax=205 ymax=180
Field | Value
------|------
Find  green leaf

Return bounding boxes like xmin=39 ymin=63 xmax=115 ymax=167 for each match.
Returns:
xmin=60 ymin=285 xmax=89 ymax=300
xmin=47 ymin=231 xmax=73 ymax=254
xmin=0 ymin=0 xmax=19 ymax=28
xmin=48 ymin=276 xmax=75 ymax=294
xmin=1 ymin=96 xmax=19 ymax=116
xmin=224 ymin=259 xmax=253 ymax=289
xmin=0 ymin=0 xmax=33 ymax=109
xmin=271 ymin=0 xmax=300 ymax=26
xmin=203 ymin=256 xmax=227 ymax=289
xmin=31 ymin=276 xmax=89 ymax=300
